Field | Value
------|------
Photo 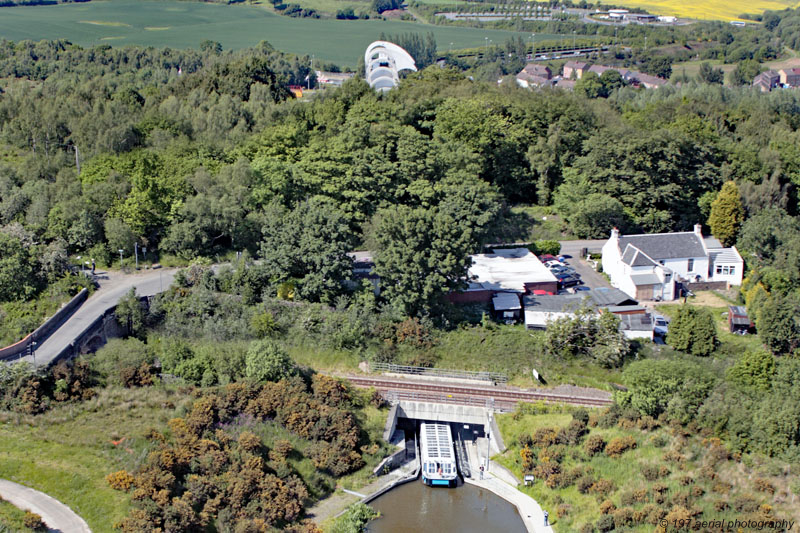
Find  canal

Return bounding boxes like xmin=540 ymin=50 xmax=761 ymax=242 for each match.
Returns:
xmin=367 ymin=481 xmax=527 ymax=532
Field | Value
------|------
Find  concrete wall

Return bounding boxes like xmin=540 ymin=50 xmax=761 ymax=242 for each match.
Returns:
xmin=397 ymin=401 xmax=491 ymax=425
xmin=0 ymin=288 xmax=88 ymax=362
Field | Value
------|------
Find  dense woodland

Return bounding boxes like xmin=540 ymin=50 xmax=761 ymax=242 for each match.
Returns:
xmin=3 ymin=14 xmax=800 ymax=528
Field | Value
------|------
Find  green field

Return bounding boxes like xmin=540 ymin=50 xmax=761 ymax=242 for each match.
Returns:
xmin=0 ymin=0 xmax=558 ymax=65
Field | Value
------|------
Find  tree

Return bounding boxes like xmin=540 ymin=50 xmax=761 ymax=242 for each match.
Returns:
xmin=757 ymin=294 xmax=800 ymax=355
xmin=245 ymin=340 xmax=295 ymax=383
xmin=666 ymin=305 xmax=717 ymax=357
xmin=104 ymin=218 xmax=136 ymax=258
xmin=116 ymin=287 xmax=144 ymax=338
xmin=729 ymin=59 xmax=762 ymax=86
xmin=698 ymin=62 xmax=724 ymax=84
xmin=561 ymin=193 xmax=630 ymax=239
xmin=0 ymin=232 xmax=39 ymax=302
xmin=574 ymin=71 xmax=605 ymax=98
xmin=618 ymin=359 xmax=716 ymax=421
xmin=708 ymin=181 xmax=744 ymax=247
xmin=726 ymin=350 xmax=775 ymax=392
xmin=642 ymin=56 xmax=673 ymax=79
xmin=599 ymin=69 xmax=625 ymax=94
xmin=260 ymin=198 xmax=355 ymax=303
xmin=372 ymin=204 xmax=475 ymax=316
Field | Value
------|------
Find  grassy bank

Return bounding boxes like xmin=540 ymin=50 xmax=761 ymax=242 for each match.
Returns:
xmin=494 ymin=405 xmax=800 ymax=531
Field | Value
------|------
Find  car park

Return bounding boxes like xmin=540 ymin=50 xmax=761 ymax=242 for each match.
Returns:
xmin=557 ymin=274 xmax=583 ymax=288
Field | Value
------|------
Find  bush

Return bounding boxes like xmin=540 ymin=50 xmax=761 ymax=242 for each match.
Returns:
xmin=245 ymin=340 xmax=296 ymax=383
xmin=584 ymin=434 xmax=606 ymax=456
xmin=605 ymin=436 xmax=636 ymax=457
xmin=595 ymin=514 xmax=615 ymax=532
xmin=106 ymin=470 xmax=135 ymax=491
xmin=577 ymin=475 xmax=595 ymax=494
xmin=599 ymin=499 xmax=616 ymax=514
xmin=23 ymin=511 xmax=46 ymax=531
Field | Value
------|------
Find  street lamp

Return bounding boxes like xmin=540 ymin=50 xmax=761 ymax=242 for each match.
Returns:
xmin=77 ymin=255 xmax=83 ymax=275
xmin=531 ymin=33 xmax=535 ymax=60
xmin=119 ymin=248 xmax=124 ymax=267
xmin=143 ymin=246 xmax=147 ymax=268
xmin=134 ymin=242 xmax=139 ymax=270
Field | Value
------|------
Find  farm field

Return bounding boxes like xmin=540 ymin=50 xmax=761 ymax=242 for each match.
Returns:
xmin=601 ymin=0 xmax=800 ymax=21
xmin=0 ymin=0 xmax=557 ymax=65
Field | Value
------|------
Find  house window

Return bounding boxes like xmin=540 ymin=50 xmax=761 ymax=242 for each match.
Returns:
xmin=687 ymin=259 xmax=694 ymax=272
xmin=729 ymin=266 xmax=735 ymax=276
xmin=716 ymin=266 xmax=722 ymax=274
xmin=722 ymin=266 xmax=729 ymax=275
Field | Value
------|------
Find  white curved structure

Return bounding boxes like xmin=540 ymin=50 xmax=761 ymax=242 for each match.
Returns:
xmin=364 ymin=41 xmax=417 ymax=92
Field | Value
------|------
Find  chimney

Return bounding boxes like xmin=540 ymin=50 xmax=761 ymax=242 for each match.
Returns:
xmin=694 ymin=224 xmax=703 ymax=236
xmin=611 ymin=227 xmax=619 ymax=239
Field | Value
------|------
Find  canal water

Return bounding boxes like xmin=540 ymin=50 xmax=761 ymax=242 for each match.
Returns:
xmin=367 ymin=481 xmax=527 ymax=532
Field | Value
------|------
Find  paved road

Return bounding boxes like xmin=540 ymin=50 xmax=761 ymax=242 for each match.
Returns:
xmin=558 ymin=239 xmax=612 ymax=290
xmin=0 ymin=479 xmax=91 ymax=533
xmin=24 ymin=268 xmax=178 ymax=367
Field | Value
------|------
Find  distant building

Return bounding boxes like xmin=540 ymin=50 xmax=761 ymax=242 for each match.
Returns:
xmin=658 ymin=15 xmax=677 ymax=23
xmin=563 ymin=61 xmax=587 ymax=80
xmin=516 ymin=64 xmax=553 ymax=88
xmin=364 ymin=41 xmax=417 ymax=92
xmin=779 ymin=68 xmax=800 ymax=87
xmin=753 ymin=70 xmax=780 ymax=92
xmin=625 ymin=71 xmax=668 ymax=89
xmin=608 ymin=8 xmax=628 ymax=19
xmin=288 ymin=85 xmax=304 ymax=98
xmin=315 ymin=71 xmax=355 ymax=87
xmin=554 ymin=78 xmax=576 ymax=90
xmin=449 ymin=248 xmax=558 ymax=303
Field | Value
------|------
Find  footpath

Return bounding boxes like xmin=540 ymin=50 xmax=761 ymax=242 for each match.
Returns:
xmin=0 ymin=479 xmax=91 ymax=533
xmin=465 ymin=438 xmax=554 ymax=533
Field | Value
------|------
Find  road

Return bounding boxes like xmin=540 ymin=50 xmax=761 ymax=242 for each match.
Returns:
xmin=24 ymin=268 xmax=178 ymax=367
xmin=0 ymin=479 xmax=91 ymax=533
xmin=558 ymin=240 xmax=612 ymax=290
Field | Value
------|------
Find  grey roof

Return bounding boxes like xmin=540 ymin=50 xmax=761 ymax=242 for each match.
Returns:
xmin=522 ymin=294 xmax=585 ymax=313
xmin=630 ymin=273 xmax=661 ymax=286
xmin=493 ymin=292 xmax=521 ymax=311
xmin=617 ymin=313 xmax=654 ymax=332
xmin=605 ymin=305 xmax=646 ymax=314
xmin=618 ymin=232 xmax=706 ymax=260
xmin=523 ymin=288 xmax=636 ymax=313
xmin=589 ymin=287 xmax=638 ymax=306
xmin=621 ymin=245 xmax=658 ymax=267
xmin=729 ymin=305 xmax=748 ymax=317
xmin=704 ymin=236 xmax=723 ymax=248
xmin=708 ymin=248 xmax=743 ymax=264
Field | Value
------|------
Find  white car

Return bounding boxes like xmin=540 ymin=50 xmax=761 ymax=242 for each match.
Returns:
xmin=653 ymin=315 xmax=669 ymax=336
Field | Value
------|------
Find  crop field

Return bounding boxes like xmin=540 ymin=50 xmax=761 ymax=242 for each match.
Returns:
xmin=0 ymin=0 xmax=556 ymax=65
xmin=604 ymin=0 xmax=800 ymax=21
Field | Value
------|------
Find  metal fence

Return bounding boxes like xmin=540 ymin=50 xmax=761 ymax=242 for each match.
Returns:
xmin=369 ymin=362 xmax=507 ymax=384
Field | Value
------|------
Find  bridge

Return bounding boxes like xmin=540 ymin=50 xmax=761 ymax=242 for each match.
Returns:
xmin=5 ymin=268 xmax=177 ymax=367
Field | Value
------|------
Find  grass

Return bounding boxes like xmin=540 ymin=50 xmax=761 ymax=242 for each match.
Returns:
xmin=655 ymin=290 xmax=766 ymax=355
xmin=0 ymin=0 xmax=561 ymax=65
xmin=0 ymin=386 xmax=189 ymax=532
xmin=0 ymin=382 xmax=390 ymax=532
xmin=430 ymin=324 xmax=624 ymax=389
xmin=494 ymin=407 xmax=800 ymax=530
xmin=0 ymin=499 xmax=36 ymax=532
xmin=600 ymin=0 xmax=800 ymax=21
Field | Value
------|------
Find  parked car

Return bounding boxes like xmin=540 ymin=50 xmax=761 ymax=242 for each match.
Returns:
xmin=544 ymin=260 xmax=563 ymax=268
xmin=558 ymin=275 xmax=583 ymax=288
xmin=551 ymin=266 xmax=578 ymax=277
xmin=654 ymin=315 xmax=670 ymax=336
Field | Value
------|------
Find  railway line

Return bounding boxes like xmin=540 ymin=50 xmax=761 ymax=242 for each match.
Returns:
xmin=345 ymin=375 xmax=613 ymax=409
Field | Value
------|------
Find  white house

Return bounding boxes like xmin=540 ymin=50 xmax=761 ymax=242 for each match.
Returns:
xmin=602 ymin=225 xmax=744 ymax=301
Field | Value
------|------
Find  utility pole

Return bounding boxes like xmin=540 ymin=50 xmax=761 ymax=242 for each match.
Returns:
xmin=118 ymin=248 xmax=124 ymax=267
xmin=134 ymin=242 xmax=139 ymax=270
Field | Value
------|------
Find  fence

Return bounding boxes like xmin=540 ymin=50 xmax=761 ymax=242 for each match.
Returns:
xmin=369 ymin=362 xmax=507 ymax=385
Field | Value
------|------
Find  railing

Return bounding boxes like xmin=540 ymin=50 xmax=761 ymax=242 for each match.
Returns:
xmin=370 ymin=362 xmax=508 ymax=385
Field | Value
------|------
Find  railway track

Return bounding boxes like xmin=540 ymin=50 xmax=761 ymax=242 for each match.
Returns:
xmin=346 ymin=375 xmax=613 ymax=409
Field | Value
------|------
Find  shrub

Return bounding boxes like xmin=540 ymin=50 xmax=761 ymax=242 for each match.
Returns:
xmin=23 ymin=511 xmax=45 ymax=531
xmin=595 ymin=514 xmax=615 ymax=532
xmin=754 ymin=478 xmax=775 ymax=494
xmin=599 ymin=500 xmax=616 ymax=514
xmin=590 ymin=479 xmax=615 ymax=496
xmin=533 ymin=427 xmax=559 ymax=448
xmin=566 ymin=471 xmax=591 ymax=492
xmin=556 ymin=503 xmax=571 ymax=518
xmin=641 ymin=464 xmax=660 ymax=481
xmin=605 ymin=436 xmax=636 ymax=457
xmin=245 ymin=340 xmax=296 ymax=383
xmin=613 ymin=507 xmax=634 ymax=529
xmin=106 ymin=470 xmax=135 ymax=491
xmin=585 ymin=434 xmax=606 ymax=456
